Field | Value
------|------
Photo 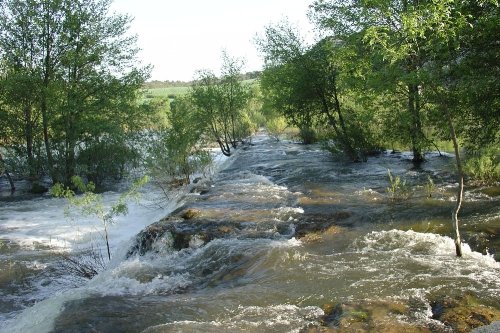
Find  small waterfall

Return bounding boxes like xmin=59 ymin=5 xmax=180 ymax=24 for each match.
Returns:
xmin=2 ymin=134 xmax=499 ymax=333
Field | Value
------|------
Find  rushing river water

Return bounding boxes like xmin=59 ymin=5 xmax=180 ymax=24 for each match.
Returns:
xmin=1 ymin=132 xmax=499 ymax=332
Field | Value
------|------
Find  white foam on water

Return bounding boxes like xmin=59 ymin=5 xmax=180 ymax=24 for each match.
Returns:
xmin=277 ymin=207 xmax=304 ymax=214
xmin=282 ymin=237 xmax=303 ymax=248
xmin=88 ymin=272 xmax=192 ymax=296
xmin=356 ymin=229 xmax=499 ymax=267
xmin=0 ymin=188 xmax=178 ymax=253
xmin=1 ymin=288 xmax=87 ymax=333
xmin=2 ymin=234 xmax=308 ymax=332
xmin=350 ymin=229 xmax=500 ymax=301
xmin=141 ymin=304 xmax=323 ymax=333
xmin=3 ymin=258 xmax=192 ymax=331
xmin=0 ymin=186 xmax=184 ymax=332
xmin=464 ymin=190 xmax=495 ymax=202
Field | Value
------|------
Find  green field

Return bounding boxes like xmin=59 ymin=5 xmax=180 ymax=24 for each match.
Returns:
xmin=144 ymin=79 xmax=258 ymax=99
xmin=145 ymin=85 xmax=190 ymax=99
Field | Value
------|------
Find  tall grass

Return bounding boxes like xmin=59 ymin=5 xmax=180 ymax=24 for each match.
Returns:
xmin=386 ymin=169 xmax=413 ymax=201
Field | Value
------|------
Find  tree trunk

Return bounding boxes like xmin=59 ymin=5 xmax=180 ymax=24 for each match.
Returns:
xmin=64 ymin=141 xmax=76 ymax=185
xmin=24 ymin=104 xmax=35 ymax=178
xmin=445 ymin=106 xmax=463 ymax=257
xmin=230 ymin=114 xmax=238 ymax=148
xmin=64 ymin=107 xmax=77 ymax=185
xmin=0 ymin=153 xmax=16 ymax=192
xmin=316 ymin=84 xmax=358 ymax=161
xmin=332 ymin=83 xmax=359 ymax=162
xmin=5 ymin=171 xmax=15 ymax=192
xmin=408 ymin=84 xmax=424 ymax=164
xmin=217 ymin=139 xmax=231 ymax=156
xmin=41 ymin=3 xmax=57 ymax=183
xmin=104 ymin=223 xmax=111 ymax=261
xmin=41 ymin=94 xmax=56 ymax=182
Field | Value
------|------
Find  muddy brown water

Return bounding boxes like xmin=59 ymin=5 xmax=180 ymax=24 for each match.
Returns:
xmin=1 ymin=132 xmax=499 ymax=332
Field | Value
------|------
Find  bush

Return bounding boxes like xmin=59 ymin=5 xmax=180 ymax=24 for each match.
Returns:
xmin=76 ymin=139 xmax=139 ymax=188
xmin=386 ymin=169 xmax=413 ymax=201
xmin=266 ymin=116 xmax=288 ymax=140
xmin=464 ymin=147 xmax=500 ymax=183
xmin=299 ymin=126 xmax=317 ymax=144
xmin=235 ymin=112 xmax=257 ymax=140
xmin=145 ymin=97 xmax=213 ymax=191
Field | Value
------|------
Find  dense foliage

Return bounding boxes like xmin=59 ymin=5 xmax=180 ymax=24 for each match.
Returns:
xmin=144 ymin=96 xmax=212 ymax=193
xmin=1 ymin=0 xmax=496 ymax=199
xmin=0 ymin=0 xmax=158 ymax=187
xmin=190 ymin=52 xmax=255 ymax=156
xmin=258 ymin=0 xmax=499 ymax=171
xmin=142 ymin=52 xmax=261 ymax=192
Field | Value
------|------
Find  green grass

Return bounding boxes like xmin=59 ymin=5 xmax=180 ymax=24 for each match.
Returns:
xmin=143 ymin=79 xmax=258 ymax=100
xmin=145 ymin=86 xmax=190 ymax=99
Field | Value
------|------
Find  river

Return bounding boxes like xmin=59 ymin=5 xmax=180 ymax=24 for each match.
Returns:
xmin=1 ymin=132 xmax=499 ymax=332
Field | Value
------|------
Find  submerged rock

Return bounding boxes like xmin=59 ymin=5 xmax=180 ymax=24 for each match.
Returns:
xmin=462 ymin=215 xmax=500 ymax=260
xmin=479 ymin=186 xmax=500 ymax=198
xmin=303 ymin=300 xmax=430 ymax=333
xmin=300 ymin=225 xmax=344 ymax=244
xmin=471 ymin=321 xmax=500 ymax=333
xmin=180 ymin=208 xmax=202 ymax=220
xmin=431 ymin=294 xmax=500 ymax=333
xmin=125 ymin=211 xmax=249 ymax=257
xmin=295 ymin=211 xmax=352 ymax=240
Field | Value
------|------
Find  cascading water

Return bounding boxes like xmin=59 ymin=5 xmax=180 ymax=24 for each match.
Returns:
xmin=1 ymin=132 xmax=499 ymax=332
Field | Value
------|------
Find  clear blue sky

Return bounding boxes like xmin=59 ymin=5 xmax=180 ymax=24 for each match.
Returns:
xmin=110 ymin=0 xmax=314 ymax=82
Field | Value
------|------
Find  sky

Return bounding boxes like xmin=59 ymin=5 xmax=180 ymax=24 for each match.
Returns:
xmin=110 ymin=0 xmax=315 ymax=82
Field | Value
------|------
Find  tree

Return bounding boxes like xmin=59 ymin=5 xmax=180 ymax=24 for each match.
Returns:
xmin=190 ymin=52 xmax=251 ymax=156
xmin=219 ymin=51 xmax=250 ymax=148
xmin=0 ymin=0 xmax=45 ymax=178
xmin=257 ymin=20 xmax=376 ymax=158
xmin=422 ymin=0 xmax=499 ymax=256
xmin=0 ymin=152 xmax=16 ymax=191
xmin=311 ymin=0 xmax=429 ymax=163
xmin=455 ymin=1 xmax=500 ymax=147
xmin=145 ymin=96 xmax=211 ymax=192
xmin=191 ymin=69 xmax=231 ymax=155
xmin=256 ymin=21 xmax=317 ymax=144
xmin=0 ymin=0 xmax=152 ymax=186
xmin=311 ymin=0 xmax=500 ymax=256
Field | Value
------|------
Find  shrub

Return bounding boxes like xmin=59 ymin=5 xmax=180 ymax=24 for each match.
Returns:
xmin=51 ymin=175 xmax=148 ymax=261
xmin=424 ymin=175 xmax=436 ymax=198
xmin=145 ymin=97 xmax=213 ymax=192
xmin=76 ymin=139 xmax=139 ymax=188
xmin=266 ymin=116 xmax=288 ymax=140
xmin=299 ymin=126 xmax=317 ymax=144
xmin=386 ymin=169 xmax=413 ymax=201
xmin=464 ymin=147 xmax=500 ymax=184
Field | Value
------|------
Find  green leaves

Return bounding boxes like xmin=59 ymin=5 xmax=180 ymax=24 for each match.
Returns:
xmin=145 ymin=95 xmax=212 ymax=189
xmin=0 ymin=0 xmax=151 ymax=184
xmin=386 ymin=169 xmax=412 ymax=201
xmin=190 ymin=52 xmax=252 ymax=156
xmin=50 ymin=175 xmax=148 ymax=259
